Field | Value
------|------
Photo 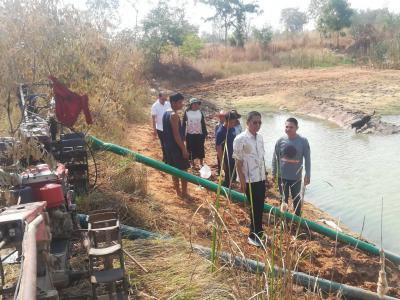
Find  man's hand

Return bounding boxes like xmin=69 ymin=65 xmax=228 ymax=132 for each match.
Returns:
xmin=182 ymin=148 xmax=189 ymax=159
xmin=304 ymin=176 xmax=310 ymax=186
xmin=152 ymin=129 xmax=157 ymax=139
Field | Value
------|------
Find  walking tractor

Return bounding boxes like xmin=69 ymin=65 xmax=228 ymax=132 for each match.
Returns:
xmin=0 ymin=81 xmax=128 ymax=299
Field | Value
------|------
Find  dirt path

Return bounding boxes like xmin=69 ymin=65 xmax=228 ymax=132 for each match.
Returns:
xmin=180 ymin=67 xmax=400 ymax=134
xmin=127 ymin=119 xmax=400 ymax=297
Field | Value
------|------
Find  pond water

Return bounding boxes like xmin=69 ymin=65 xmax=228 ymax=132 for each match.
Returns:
xmin=260 ymin=113 xmax=400 ymax=254
xmin=382 ymin=115 xmax=400 ymax=126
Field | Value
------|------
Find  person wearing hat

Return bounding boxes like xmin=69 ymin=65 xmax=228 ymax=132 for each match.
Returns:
xmin=162 ymin=93 xmax=190 ymax=198
xmin=214 ymin=110 xmax=226 ymax=174
xmin=215 ymin=109 xmax=241 ymax=187
xmin=183 ymin=98 xmax=208 ymax=168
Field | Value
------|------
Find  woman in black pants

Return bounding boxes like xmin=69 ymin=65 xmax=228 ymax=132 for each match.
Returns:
xmin=183 ymin=98 xmax=208 ymax=168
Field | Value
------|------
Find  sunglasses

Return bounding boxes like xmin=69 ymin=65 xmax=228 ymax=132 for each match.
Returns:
xmin=251 ymin=121 xmax=262 ymax=125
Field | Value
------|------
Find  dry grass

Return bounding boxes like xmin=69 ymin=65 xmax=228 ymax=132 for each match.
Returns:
xmin=193 ymin=59 xmax=272 ymax=79
xmin=2 ymin=262 xmax=20 ymax=287
xmin=124 ymin=238 xmax=249 ymax=299
xmin=75 ymin=152 xmax=165 ymax=232
xmin=122 ymin=236 xmax=334 ymax=299
xmin=276 ymin=48 xmax=352 ymax=68
xmin=193 ymin=40 xmax=353 ymax=79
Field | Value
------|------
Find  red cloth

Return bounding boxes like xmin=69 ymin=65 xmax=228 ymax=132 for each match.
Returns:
xmin=49 ymin=76 xmax=93 ymax=127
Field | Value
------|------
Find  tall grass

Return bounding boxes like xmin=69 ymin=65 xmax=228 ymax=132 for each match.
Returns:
xmin=0 ymin=0 xmax=149 ymax=144
xmin=277 ymin=48 xmax=353 ymax=68
xmin=192 ymin=41 xmax=353 ymax=79
xmin=193 ymin=59 xmax=273 ymax=78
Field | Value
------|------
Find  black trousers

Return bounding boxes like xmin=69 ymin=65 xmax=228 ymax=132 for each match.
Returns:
xmin=157 ymin=130 xmax=167 ymax=162
xmin=278 ymin=178 xmax=302 ymax=216
xmin=245 ymin=181 xmax=266 ymax=240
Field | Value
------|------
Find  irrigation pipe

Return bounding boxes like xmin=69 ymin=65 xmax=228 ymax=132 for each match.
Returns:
xmin=193 ymin=245 xmax=398 ymax=300
xmin=86 ymin=135 xmax=400 ymax=267
xmin=77 ymin=214 xmax=398 ymax=300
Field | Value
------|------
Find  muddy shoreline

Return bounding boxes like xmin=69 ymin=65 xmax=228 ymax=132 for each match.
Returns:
xmin=179 ymin=67 xmax=400 ymax=135
xmin=297 ymin=90 xmax=400 ymax=134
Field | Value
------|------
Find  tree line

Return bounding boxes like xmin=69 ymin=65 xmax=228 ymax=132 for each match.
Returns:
xmin=139 ymin=0 xmax=400 ymax=67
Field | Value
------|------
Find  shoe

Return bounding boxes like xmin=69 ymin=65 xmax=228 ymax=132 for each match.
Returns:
xmin=247 ymin=236 xmax=262 ymax=247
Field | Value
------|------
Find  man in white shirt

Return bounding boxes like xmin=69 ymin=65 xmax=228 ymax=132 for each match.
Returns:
xmin=233 ymin=111 xmax=268 ymax=247
xmin=151 ymin=92 xmax=171 ymax=162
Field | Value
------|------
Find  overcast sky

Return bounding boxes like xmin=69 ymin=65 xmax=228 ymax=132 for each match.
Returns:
xmin=65 ymin=0 xmax=400 ymax=32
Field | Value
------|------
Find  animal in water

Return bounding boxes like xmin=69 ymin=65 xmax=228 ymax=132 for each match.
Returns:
xmin=351 ymin=110 xmax=375 ymax=131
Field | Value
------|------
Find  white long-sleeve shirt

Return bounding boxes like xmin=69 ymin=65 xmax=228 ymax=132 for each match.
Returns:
xmin=233 ymin=129 xmax=266 ymax=183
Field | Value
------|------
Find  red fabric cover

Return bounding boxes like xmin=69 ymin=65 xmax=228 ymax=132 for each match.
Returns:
xmin=49 ymin=76 xmax=93 ymax=127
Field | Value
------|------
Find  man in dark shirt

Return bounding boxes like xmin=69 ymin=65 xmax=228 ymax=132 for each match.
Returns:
xmin=216 ymin=110 xmax=241 ymax=187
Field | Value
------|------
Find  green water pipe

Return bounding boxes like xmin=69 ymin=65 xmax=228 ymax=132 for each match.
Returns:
xmin=193 ymin=245 xmax=399 ymax=300
xmin=77 ymin=214 xmax=398 ymax=300
xmin=87 ymin=135 xmax=400 ymax=267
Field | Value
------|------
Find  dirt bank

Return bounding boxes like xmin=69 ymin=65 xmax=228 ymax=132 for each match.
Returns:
xmin=125 ymin=109 xmax=400 ymax=296
xmin=180 ymin=67 xmax=400 ymax=134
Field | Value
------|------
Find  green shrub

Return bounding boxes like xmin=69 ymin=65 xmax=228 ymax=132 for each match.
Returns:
xmin=179 ymin=34 xmax=204 ymax=59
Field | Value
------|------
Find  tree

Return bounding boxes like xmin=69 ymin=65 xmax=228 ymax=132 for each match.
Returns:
xmin=86 ymin=0 xmax=120 ymax=30
xmin=200 ymin=0 xmax=234 ymax=45
xmin=232 ymin=1 xmax=259 ymax=47
xmin=349 ymin=9 xmax=385 ymax=55
xmin=317 ymin=0 xmax=353 ymax=48
xmin=252 ymin=25 xmax=273 ymax=49
xmin=280 ymin=8 xmax=308 ymax=33
xmin=140 ymin=1 xmax=197 ymax=64
xmin=200 ymin=0 xmax=259 ymax=47
xmin=308 ymin=0 xmax=328 ymax=19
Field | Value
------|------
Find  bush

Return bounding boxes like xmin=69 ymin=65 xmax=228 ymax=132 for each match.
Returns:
xmin=179 ymin=34 xmax=204 ymax=60
xmin=252 ymin=25 xmax=274 ymax=51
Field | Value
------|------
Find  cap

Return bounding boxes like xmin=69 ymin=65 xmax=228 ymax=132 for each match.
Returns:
xmin=189 ymin=98 xmax=201 ymax=105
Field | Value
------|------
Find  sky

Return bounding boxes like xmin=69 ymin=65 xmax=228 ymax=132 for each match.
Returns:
xmin=65 ymin=0 xmax=400 ymax=32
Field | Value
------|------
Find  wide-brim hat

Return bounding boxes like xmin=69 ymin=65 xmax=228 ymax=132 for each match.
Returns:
xmin=225 ymin=109 xmax=241 ymax=120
